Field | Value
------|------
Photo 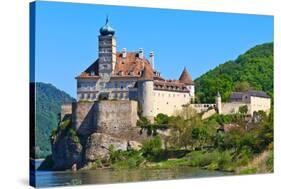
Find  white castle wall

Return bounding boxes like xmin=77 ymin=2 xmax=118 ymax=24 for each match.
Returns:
xmin=77 ymin=78 xmax=137 ymax=101
xmin=153 ymin=89 xmax=191 ymax=116
xmin=138 ymin=81 xmax=154 ymax=121
xmin=250 ymin=96 xmax=271 ymax=115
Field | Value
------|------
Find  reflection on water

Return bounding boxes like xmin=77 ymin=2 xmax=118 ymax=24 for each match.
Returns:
xmin=35 ymin=160 xmax=233 ymax=187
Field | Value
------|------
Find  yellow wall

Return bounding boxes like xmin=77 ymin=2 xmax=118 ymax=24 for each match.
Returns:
xmin=153 ymin=89 xmax=191 ymax=116
xmin=250 ymin=96 xmax=271 ymax=115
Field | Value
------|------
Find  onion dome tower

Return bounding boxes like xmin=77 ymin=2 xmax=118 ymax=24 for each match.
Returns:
xmin=99 ymin=16 xmax=115 ymax=36
xmin=98 ymin=16 xmax=117 ymax=79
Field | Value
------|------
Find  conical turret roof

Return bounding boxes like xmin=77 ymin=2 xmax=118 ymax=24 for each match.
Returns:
xmin=179 ymin=67 xmax=193 ymax=84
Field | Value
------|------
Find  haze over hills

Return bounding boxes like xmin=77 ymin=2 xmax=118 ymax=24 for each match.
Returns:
xmin=35 ymin=82 xmax=74 ymax=158
xmin=34 ymin=42 xmax=273 ymax=158
xmin=195 ymin=42 xmax=273 ymax=103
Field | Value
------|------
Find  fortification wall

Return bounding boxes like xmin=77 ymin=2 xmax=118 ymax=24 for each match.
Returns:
xmin=221 ymin=102 xmax=250 ymax=115
xmin=93 ymin=100 xmax=138 ymax=138
xmin=70 ymin=100 xmax=150 ymax=142
xmin=60 ymin=103 xmax=73 ymax=121
xmin=190 ymin=104 xmax=216 ymax=113
xmin=153 ymin=89 xmax=191 ymax=116
xmin=72 ymin=102 xmax=96 ymax=136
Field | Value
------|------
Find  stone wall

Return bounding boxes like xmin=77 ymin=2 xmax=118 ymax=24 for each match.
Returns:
xmin=61 ymin=103 xmax=73 ymax=121
xmin=221 ymin=102 xmax=250 ymax=115
xmin=93 ymin=100 xmax=145 ymax=141
xmin=190 ymin=103 xmax=216 ymax=113
xmin=71 ymin=100 xmax=150 ymax=142
xmin=72 ymin=101 xmax=95 ymax=136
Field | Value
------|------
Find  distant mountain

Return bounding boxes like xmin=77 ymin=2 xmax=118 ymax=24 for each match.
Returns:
xmin=195 ymin=42 xmax=273 ymax=103
xmin=35 ymin=82 xmax=74 ymax=158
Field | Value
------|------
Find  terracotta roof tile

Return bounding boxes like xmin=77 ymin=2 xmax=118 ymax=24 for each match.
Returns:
xmin=179 ymin=67 xmax=193 ymax=85
xmin=77 ymin=52 xmax=155 ymax=78
xmin=139 ymin=64 xmax=154 ymax=81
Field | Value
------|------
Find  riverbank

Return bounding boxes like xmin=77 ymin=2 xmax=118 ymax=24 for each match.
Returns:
xmin=79 ymin=146 xmax=273 ymax=175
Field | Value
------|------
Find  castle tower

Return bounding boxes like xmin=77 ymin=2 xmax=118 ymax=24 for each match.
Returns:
xmin=216 ymin=91 xmax=222 ymax=114
xmin=138 ymin=65 xmax=154 ymax=122
xmin=98 ymin=17 xmax=116 ymax=80
xmin=179 ymin=67 xmax=195 ymax=101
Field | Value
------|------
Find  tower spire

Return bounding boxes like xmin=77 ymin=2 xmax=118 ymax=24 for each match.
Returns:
xmin=106 ymin=15 xmax=109 ymax=24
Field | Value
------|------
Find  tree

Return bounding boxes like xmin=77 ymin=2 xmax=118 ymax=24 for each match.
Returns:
xmin=239 ymin=105 xmax=248 ymax=115
xmin=169 ymin=105 xmax=203 ymax=150
xmin=154 ymin=113 xmax=170 ymax=124
xmin=195 ymin=43 xmax=273 ymax=102
xmin=234 ymin=81 xmax=251 ymax=92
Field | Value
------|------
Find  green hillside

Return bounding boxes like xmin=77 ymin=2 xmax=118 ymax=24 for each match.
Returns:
xmin=35 ymin=82 xmax=74 ymax=158
xmin=195 ymin=42 xmax=273 ymax=103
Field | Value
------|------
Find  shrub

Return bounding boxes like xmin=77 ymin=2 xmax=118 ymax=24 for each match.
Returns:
xmin=109 ymin=147 xmax=145 ymax=169
xmin=185 ymin=150 xmax=234 ymax=171
xmin=67 ymin=128 xmax=80 ymax=144
xmin=217 ymin=150 xmax=233 ymax=170
xmin=239 ymin=168 xmax=258 ymax=174
xmin=266 ymin=150 xmax=274 ymax=172
xmin=142 ymin=136 xmax=163 ymax=161
xmin=154 ymin=113 xmax=170 ymax=124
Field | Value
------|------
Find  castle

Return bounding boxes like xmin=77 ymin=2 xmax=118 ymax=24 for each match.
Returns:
xmin=62 ymin=18 xmax=271 ymax=128
xmin=75 ymin=18 xmax=195 ymax=120
xmin=53 ymin=18 xmax=272 ymax=170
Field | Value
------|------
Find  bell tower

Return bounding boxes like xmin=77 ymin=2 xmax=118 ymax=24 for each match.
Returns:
xmin=98 ymin=17 xmax=116 ymax=80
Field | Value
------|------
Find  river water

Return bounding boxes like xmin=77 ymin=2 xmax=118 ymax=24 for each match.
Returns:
xmin=34 ymin=160 xmax=233 ymax=187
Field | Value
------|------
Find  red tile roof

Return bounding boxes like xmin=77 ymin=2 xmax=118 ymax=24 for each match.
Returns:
xmin=76 ymin=52 xmax=194 ymax=92
xmin=179 ymin=67 xmax=193 ymax=84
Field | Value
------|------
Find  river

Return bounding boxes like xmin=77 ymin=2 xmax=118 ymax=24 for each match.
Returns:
xmin=34 ymin=160 xmax=233 ymax=187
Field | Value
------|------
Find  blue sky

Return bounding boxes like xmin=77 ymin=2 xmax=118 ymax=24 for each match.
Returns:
xmin=34 ymin=1 xmax=273 ymax=97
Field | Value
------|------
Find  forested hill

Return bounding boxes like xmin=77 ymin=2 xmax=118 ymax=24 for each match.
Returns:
xmin=194 ymin=42 xmax=273 ymax=103
xmin=35 ymin=82 xmax=74 ymax=158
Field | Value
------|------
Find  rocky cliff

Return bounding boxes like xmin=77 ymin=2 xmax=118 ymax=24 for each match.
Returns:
xmin=46 ymin=100 xmax=150 ymax=170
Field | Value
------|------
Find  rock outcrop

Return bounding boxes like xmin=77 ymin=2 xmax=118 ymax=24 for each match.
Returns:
xmin=51 ymin=134 xmax=83 ymax=170
xmin=85 ymin=133 xmax=128 ymax=161
xmin=49 ymin=100 xmax=151 ymax=170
